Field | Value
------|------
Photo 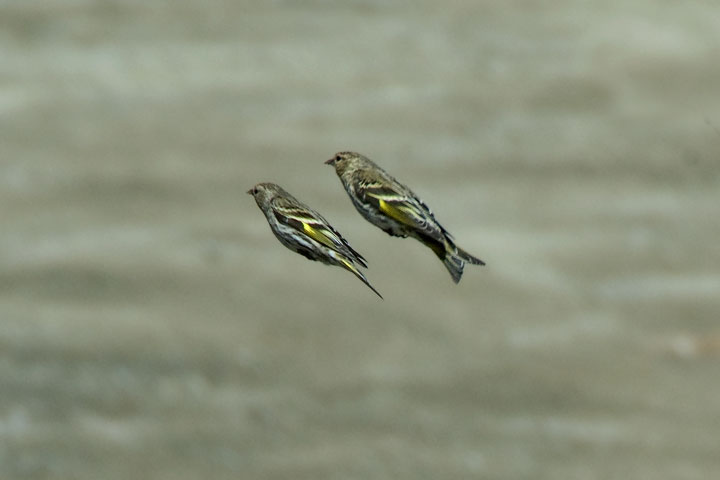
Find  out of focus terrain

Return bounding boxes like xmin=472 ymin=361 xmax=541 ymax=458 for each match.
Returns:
xmin=1 ymin=1 xmax=719 ymax=478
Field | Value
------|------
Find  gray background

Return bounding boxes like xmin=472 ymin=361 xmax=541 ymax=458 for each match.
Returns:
xmin=2 ymin=1 xmax=719 ymax=478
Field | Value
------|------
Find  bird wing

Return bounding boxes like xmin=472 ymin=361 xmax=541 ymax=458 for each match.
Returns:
xmin=271 ymin=196 xmax=368 ymax=267
xmin=354 ymin=175 xmax=447 ymax=243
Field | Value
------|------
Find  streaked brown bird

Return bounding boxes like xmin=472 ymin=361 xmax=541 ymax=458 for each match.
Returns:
xmin=325 ymin=152 xmax=484 ymax=283
xmin=248 ymin=182 xmax=382 ymax=298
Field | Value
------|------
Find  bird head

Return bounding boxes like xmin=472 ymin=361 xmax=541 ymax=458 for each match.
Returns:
xmin=325 ymin=151 xmax=363 ymax=176
xmin=247 ymin=182 xmax=281 ymax=207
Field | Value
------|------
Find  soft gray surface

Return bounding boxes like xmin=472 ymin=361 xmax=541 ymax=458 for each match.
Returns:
xmin=2 ymin=1 xmax=719 ymax=478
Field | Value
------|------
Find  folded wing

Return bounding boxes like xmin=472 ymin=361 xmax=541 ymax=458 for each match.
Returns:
xmin=271 ymin=196 xmax=368 ymax=268
xmin=357 ymin=180 xmax=447 ymax=244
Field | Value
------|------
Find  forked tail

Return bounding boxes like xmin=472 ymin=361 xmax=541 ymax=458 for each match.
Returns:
xmin=458 ymin=247 xmax=485 ymax=266
xmin=426 ymin=235 xmax=484 ymax=284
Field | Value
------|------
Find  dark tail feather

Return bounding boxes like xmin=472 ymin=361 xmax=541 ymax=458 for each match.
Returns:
xmin=347 ymin=245 xmax=368 ymax=268
xmin=443 ymin=251 xmax=465 ymax=284
xmin=340 ymin=259 xmax=383 ymax=299
xmin=353 ymin=269 xmax=384 ymax=299
xmin=425 ymin=238 xmax=484 ymax=283
xmin=458 ymin=247 xmax=485 ymax=266
xmin=421 ymin=237 xmax=465 ymax=283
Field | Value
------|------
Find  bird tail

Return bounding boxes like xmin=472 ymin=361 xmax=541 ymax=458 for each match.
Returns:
xmin=458 ymin=246 xmax=485 ymax=266
xmin=442 ymin=249 xmax=465 ymax=284
xmin=424 ymin=237 xmax=485 ymax=284
xmin=339 ymin=259 xmax=384 ymax=299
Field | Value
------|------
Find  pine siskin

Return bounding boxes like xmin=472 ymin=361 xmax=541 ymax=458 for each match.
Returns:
xmin=248 ymin=182 xmax=383 ymax=298
xmin=325 ymin=152 xmax=485 ymax=283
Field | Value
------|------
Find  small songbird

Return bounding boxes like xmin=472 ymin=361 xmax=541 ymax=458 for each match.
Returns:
xmin=248 ymin=182 xmax=383 ymax=299
xmin=325 ymin=152 xmax=485 ymax=283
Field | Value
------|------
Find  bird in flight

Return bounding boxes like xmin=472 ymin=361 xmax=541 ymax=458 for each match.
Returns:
xmin=326 ymin=152 xmax=484 ymax=283
xmin=248 ymin=182 xmax=383 ymax=298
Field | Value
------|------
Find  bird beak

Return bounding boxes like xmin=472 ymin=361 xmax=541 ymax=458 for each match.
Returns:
xmin=246 ymin=189 xmax=253 ymax=195
xmin=325 ymin=158 xmax=335 ymax=165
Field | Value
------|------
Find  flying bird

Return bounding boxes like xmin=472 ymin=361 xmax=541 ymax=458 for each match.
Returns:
xmin=248 ymin=182 xmax=382 ymax=298
xmin=325 ymin=152 xmax=484 ymax=283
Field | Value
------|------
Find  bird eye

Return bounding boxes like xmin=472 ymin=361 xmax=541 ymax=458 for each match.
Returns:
xmin=335 ymin=155 xmax=342 ymax=162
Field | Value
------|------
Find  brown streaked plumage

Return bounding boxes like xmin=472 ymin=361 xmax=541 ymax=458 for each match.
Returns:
xmin=248 ymin=182 xmax=382 ymax=298
xmin=325 ymin=152 xmax=484 ymax=283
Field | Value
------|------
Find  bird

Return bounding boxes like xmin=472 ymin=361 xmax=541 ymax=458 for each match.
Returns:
xmin=325 ymin=152 xmax=484 ymax=283
xmin=248 ymin=182 xmax=383 ymax=299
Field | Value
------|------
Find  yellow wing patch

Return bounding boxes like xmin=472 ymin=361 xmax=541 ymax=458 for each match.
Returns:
xmin=340 ymin=258 xmax=354 ymax=270
xmin=376 ymin=197 xmax=419 ymax=226
xmin=302 ymin=222 xmax=317 ymax=236
xmin=339 ymin=258 xmax=362 ymax=276
xmin=302 ymin=222 xmax=337 ymax=249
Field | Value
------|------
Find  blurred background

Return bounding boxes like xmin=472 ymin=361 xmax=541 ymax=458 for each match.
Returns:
xmin=1 ymin=1 xmax=719 ymax=478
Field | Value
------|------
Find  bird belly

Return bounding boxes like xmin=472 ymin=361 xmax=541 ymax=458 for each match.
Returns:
xmin=271 ymin=222 xmax=328 ymax=263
